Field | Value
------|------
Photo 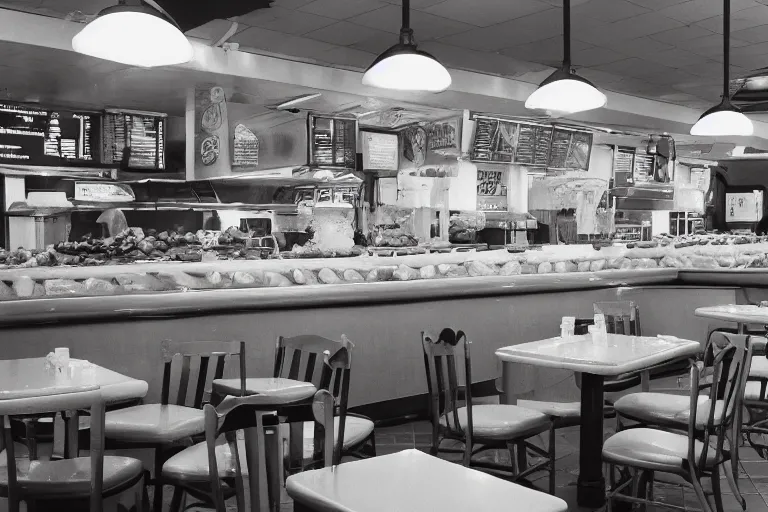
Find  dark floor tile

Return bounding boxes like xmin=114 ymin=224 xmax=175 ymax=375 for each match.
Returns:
xmin=414 ymin=433 xmax=433 ymax=445
xmin=411 ymin=421 xmax=432 ymax=433
xmin=742 ymin=461 xmax=768 ymax=477
xmin=375 ymin=444 xmax=415 ymax=456
xmin=393 ymin=433 xmax=415 ymax=445
xmin=375 ymin=423 xmax=414 ymax=435
xmin=739 ymin=446 xmax=765 ymax=462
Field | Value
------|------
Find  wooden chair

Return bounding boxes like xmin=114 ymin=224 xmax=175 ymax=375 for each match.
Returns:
xmin=162 ymin=370 xmax=345 ymax=511
xmin=603 ymin=333 xmax=752 ymax=512
xmin=301 ymin=345 xmax=354 ymax=468
xmin=422 ymin=329 xmax=555 ymax=494
xmin=0 ymin=389 xmax=145 ymax=512
xmin=272 ymin=335 xmax=375 ymax=473
xmin=104 ymin=340 xmax=245 ymax=512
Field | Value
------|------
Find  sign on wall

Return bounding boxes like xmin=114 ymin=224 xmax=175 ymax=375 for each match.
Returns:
xmin=361 ymin=130 xmax=399 ymax=171
xmin=476 ymin=165 xmax=507 ymax=211
xmin=726 ymin=191 xmax=763 ymax=223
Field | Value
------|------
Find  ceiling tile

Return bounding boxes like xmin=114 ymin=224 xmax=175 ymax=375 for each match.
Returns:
xmin=730 ymin=53 xmax=768 ymax=70
xmin=298 ymin=0 xmax=390 ymax=20
xmin=576 ymin=13 xmax=684 ymax=46
xmin=730 ymin=40 xmax=768 ymax=56
xmin=271 ymin=0 xmax=316 ymax=8
xmin=314 ymin=46 xmax=377 ymax=68
xmin=649 ymin=24 xmax=714 ymax=45
xmin=304 ymin=21 xmax=391 ymax=46
xmin=348 ymin=5 xmax=475 ymax=39
xmin=608 ymin=37 xmax=674 ymax=58
xmin=675 ymin=34 xmax=750 ymax=59
xmin=571 ymin=0 xmax=650 ymax=22
xmin=501 ymin=37 xmax=592 ymax=67
xmin=381 ymin=0 xmax=447 ymax=7
xmin=440 ymin=9 xmax=600 ymax=51
xmin=421 ymin=41 xmax=548 ymax=77
xmin=591 ymin=57 xmax=674 ymax=79
xmin=642 ymin=69 xmax=701 ymax=86
xmin=648 ymin=47 xmax=709 ymax=68
xmin=658 ymin=0 xmax=760 ymax=24
xmin=422 ymin=0 xmax=551 ymax=27
xmin=350 ymin=31 xmax=400 ymax=54
xmin=732 ymin=24 xmax=768 ymax=44
xmin=573 ymin=46 xmax=626 ymax=66
xmin=625 ymin=0 xmax=688 ymax=10
xmin=232 ymin=27 xmax=337 ymax=59
xmin=678 ymin=59 xmax=730 ymax=77
xmin=235 ymin=6 xmax=337 ymax=35
xmin=576 ymin=68 xmax=626 ymax=85
xmin=697 ymin=6 xmax=768 ymax=33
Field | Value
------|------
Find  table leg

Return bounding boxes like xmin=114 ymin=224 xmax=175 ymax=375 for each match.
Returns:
xmin=577 ymin=373 xmax=605 ymax=508
xmin=738 ymin=323 xmax=747 ymax=334
xmin=64 ymin=410 xmax=79 ymax=458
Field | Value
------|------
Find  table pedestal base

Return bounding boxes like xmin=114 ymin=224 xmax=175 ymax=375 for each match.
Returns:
xmin=577 ymin=373 xmax=605 ymax=508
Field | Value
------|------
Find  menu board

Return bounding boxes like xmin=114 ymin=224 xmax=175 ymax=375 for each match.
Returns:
xmin=102 ymin=111 xmax=165 ymax=170
xmin=726 ymin=191 xmax=763 ymax=223
xmin=0 ymin=102 xmax=100 ymax=166
xmin=613 ymin=147 xmax=635 ymax=186
xmin=514 ymin=124 xmax=553 ymax=166
xmin=361 ymin=130 xmax=399 ymax=171
xmin=471 ymin=117 xmax=590 ymax=170
xmin=633 ymin=154 xmax=655 ymax=184
xmin=471 ymin=117 xmax=517 ymax=163
xmin=310 ymin=115 xmax=356 ymax=168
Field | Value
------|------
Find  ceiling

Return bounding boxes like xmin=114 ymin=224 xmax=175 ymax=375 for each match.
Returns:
xmin=6 ymin=0 xmax=768 ymax=111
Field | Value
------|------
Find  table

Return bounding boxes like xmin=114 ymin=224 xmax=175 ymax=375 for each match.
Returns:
xmin=0 ymin=357 xmax=148 ymax=458
xmin=695 ymin=305 xmax=768 ymax=334
xmin=286 ymin=449 xmax=568 ymax=512
xmin=496 ymin=334 xmax=701 ymax=508
xmin=0 ymin=358 xmax=148 ymax=403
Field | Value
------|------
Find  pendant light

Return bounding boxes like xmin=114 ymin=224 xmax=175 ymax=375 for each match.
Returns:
xmin=525 ymin=0 xmax=606 ymax=114
xmin=690 ymin=0 xmax=752 ymax=136
xmin=362 ymin=0 xmax=451 ymax=92
xmin=72 ymin=0 xmax=193 ymax=68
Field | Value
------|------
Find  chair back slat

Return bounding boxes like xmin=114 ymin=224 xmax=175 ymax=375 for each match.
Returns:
xmin=193 ymin=356 xmax=211 ymax=409
xmin=313 ymin=348 xmax=351 ymax=465
xmin=161 ymin=340 xmax=245 ymax=408
xmin=176 ymin=355 xmax=192 ymax=406
xmin=311 ymin=390 xmax=335 ymax=468
xmin=274 ymin=335 xmax=352 ymax=389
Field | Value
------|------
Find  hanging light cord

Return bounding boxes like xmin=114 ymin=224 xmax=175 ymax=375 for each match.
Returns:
xmin=722 ymin=0 xmax=730 ymax=102
xmin=563 ymin=0 xmax=571 ymax=70
xmin=400 ymin=0 xmax=414 ymax=45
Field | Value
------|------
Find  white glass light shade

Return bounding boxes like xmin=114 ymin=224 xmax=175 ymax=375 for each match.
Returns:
xmin=690 ymin=107 xmax=753 ymax=136
xmin=525 ymin=75 xmax=607 ymax=114
xmin=362 ymin=45 xmax=451 ymax=92
xmin=73 ymin=9 xmax=193 ymax=67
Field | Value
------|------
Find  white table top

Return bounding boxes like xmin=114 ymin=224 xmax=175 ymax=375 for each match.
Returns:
xmin=285 ymin=449 xmax=568 ymax=512
xmin=0 ymin=358 xmax=148 ymax=404
xmin=495 ymin=334 xmax=701 ymax=376
xmin=695 ymin=305 xmax=768 ymax=325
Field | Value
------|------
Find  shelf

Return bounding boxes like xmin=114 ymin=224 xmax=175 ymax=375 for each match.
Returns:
xmin=0 ymin=164 xmax=115 ymax=180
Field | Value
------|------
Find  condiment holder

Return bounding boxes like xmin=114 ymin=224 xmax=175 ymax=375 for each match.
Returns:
xmin=560 ymin=316 xmax=576 ymax=338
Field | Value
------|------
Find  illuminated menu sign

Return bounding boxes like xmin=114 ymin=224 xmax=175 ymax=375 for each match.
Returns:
xmin=0 ymin=102 xmax=100 ymax=166
xmin=102 ymin=111 xmax=166 ymax=170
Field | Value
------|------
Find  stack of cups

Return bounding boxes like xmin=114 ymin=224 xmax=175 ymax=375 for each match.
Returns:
xmin=561 ymin=316 xmax=576 ymax=338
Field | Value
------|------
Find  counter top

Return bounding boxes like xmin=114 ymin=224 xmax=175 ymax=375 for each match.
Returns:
xmin=0 ymin=269 xmax=678 ymax=327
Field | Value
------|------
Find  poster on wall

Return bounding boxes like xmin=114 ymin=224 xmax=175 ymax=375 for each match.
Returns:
xmin=476 ymin=165 xmax=508 ymax=211
xmin=726 ymin=191 xmax=763 ymax=223
xmin=399 ymin=120 xmax=460 ymax=178
xmin=361 ymin=130 xmax=398 ymax=171
xmin=192 ymin=85 xmax=308 ymax=179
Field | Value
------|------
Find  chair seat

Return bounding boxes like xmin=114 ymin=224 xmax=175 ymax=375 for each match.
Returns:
xmin=302 ymin=416 xmax=374 ymax=459
xmin=163 ymin=435 xmax=246 ymax=483
xmin=751 ymin=357 xmax=768 ymax=380
xmin=0 ymin=456 xmax=143 ymax=498
xmin=745 ymin=381 xmax=768 ymax=403
xmin=440 ymin=405 xmax=550 ymax=441
xmin=614 ymin=392 xmax=724 ymax=429
xmin=516 ymin=400 xmax=582 ymax=419
xmin=213 ymin=378 xmax=317 ymax=405
xmin=603 ymin=428 xmax=719 ymax=473
xmin=105 ymin=403 xmax=205 ymax=444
